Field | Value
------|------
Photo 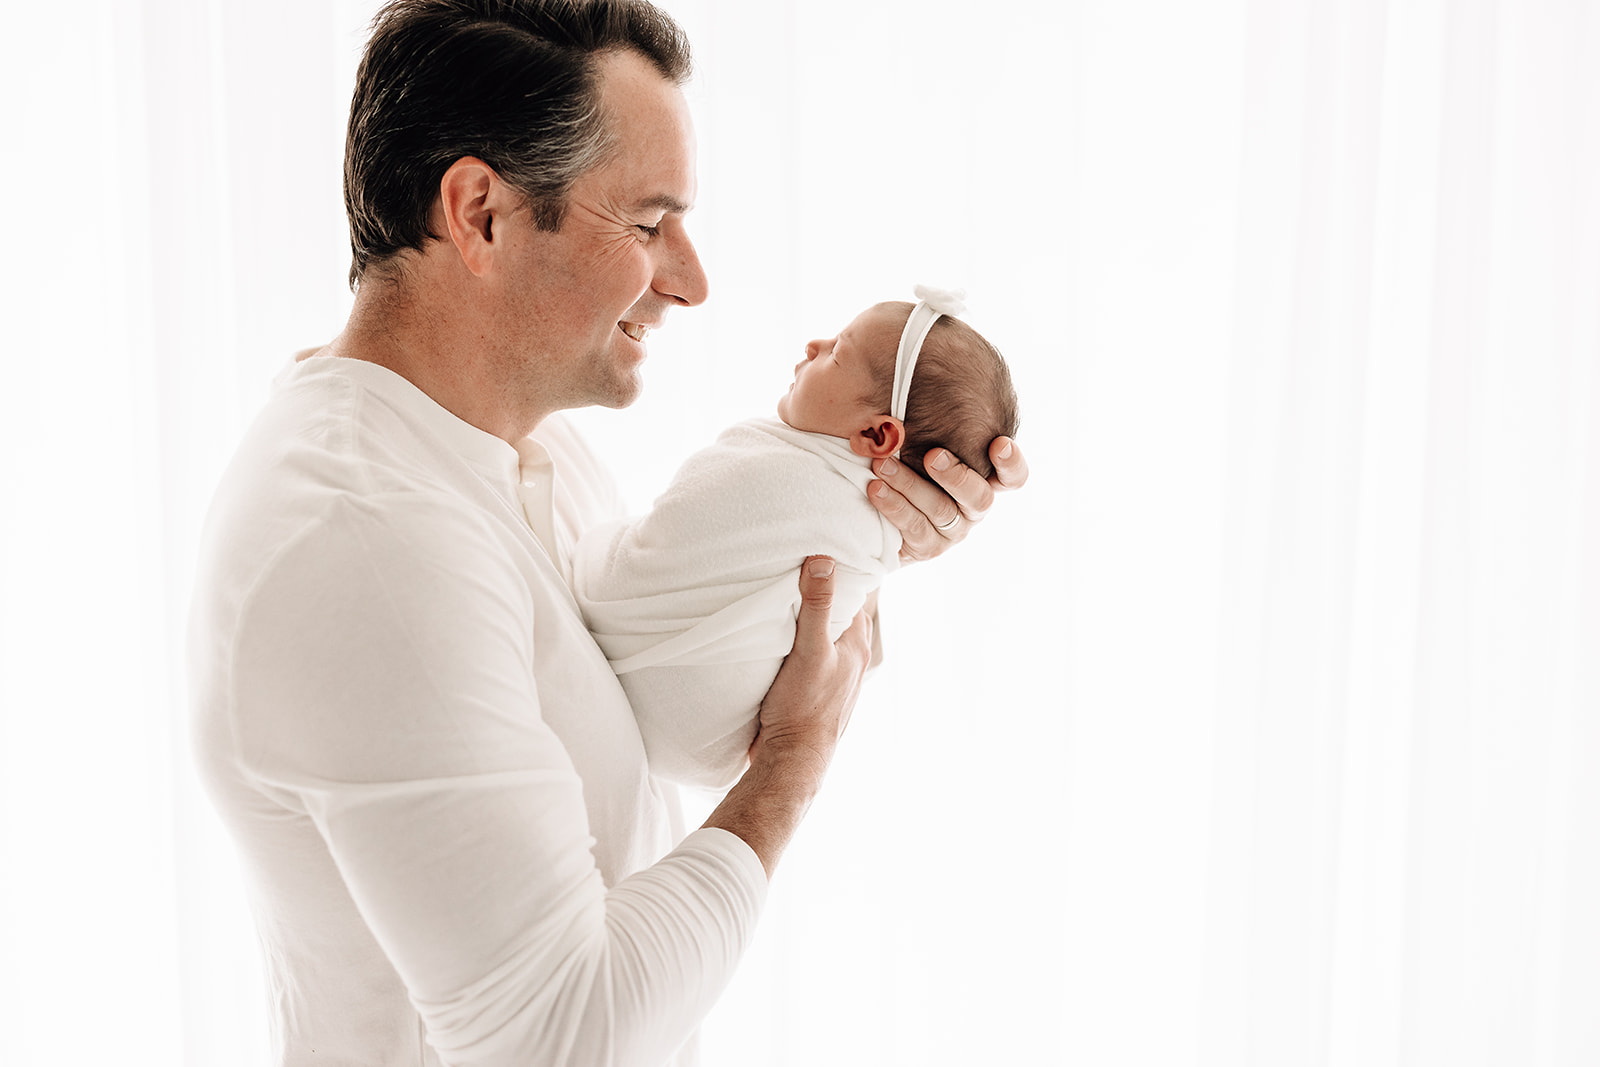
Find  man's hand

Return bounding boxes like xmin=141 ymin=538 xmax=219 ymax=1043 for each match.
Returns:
xmin=748 ymin=556 xmax=872 ymax=769
xmin=868 ymin=435 xmax=1030 ymax=563
xmin=705 ymin=556 xmax=872 ymax=879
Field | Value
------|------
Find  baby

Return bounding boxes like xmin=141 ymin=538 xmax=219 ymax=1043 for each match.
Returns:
xmin=572 ymin=286 xmax=1020 ymax=788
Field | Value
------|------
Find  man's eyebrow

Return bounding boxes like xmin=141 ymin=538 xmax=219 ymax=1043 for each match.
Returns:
xmin=630 ymin=194 xmax=693 ymax=215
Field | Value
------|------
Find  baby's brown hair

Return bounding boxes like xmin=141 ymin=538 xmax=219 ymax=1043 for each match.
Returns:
xmin=861 ymin=301 xmax=1021 ymax=480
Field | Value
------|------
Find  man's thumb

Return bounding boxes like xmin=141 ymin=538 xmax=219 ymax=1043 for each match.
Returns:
xmin=795 ymin=556 xmax=837 ymax=646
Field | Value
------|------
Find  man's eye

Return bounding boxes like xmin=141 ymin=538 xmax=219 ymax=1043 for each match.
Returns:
xmin=637 ymin=224 xmax=661 ymax=238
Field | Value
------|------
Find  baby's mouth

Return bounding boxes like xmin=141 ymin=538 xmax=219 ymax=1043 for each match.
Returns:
xmin=619 ymin=322 xmax=649 ymax=342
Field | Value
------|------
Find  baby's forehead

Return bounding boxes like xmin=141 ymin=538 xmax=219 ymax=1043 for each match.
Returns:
xmin=848 ymin=302 xmax=910 ymax=350
xmin=858 ymin=301 xmax=908 ymax=329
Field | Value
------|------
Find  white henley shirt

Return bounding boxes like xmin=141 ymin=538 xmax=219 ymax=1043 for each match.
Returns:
xmin=189 ymin=356 xmax=767 ymax=1067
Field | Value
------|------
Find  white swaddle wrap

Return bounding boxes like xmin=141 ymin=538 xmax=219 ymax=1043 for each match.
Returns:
xmin=573 ymin=417 xmax=900 ymax=787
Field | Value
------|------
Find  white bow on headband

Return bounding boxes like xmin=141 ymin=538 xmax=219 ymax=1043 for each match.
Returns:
xmin=890 ymin=284 xmax=967 ymax=421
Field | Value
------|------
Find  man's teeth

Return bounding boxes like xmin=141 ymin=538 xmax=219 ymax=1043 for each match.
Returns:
xmin=620 ymin=323 xmax=649 ymax=342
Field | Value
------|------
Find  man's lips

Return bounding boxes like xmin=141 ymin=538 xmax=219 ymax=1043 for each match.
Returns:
xmin=619 ymin=322 xmax=651 ymax=342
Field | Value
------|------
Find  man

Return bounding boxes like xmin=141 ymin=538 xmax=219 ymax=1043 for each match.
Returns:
xmin=190 ymin=2 xmax=1027 ymax=1065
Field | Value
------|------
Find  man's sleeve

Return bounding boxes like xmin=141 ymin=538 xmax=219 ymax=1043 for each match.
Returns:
xmin=226 ymin=491 xmax=766 ymax=1066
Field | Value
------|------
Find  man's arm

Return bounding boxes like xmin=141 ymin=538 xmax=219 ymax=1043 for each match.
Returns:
xmin=702 ymin=556 xmax=871 ymax=877
xmin=223 ymin=495 xmax=776 ymax=1067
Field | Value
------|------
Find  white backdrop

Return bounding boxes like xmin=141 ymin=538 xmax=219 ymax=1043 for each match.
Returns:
xmin=0 ymin=1 xmax=1595 ymax=1065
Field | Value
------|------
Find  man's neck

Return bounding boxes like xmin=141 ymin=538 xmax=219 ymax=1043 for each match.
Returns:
xmin=329 ymin=275 xmax=548 ymax=444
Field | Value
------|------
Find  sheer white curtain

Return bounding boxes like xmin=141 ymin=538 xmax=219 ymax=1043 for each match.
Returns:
xmin=1 ymin=1 xmax=1592 ymax=1065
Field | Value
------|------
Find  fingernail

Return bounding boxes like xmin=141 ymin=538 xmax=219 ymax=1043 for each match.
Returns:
xmin=808 ymin=558 xmax=835 ymax=578
xmin=869 ymin=481 xmax=889 ymax=498
xmin=929 ymin=450 xmax=952 ymax=472
xmin=996 ymin=439 xmax=1013 ymax=459
xmin=878 ymin=457 xmax=899 ymax=476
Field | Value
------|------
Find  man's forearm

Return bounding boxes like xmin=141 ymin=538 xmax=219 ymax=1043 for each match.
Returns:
xmin=701 ymin=739 xmax=832 ymax=879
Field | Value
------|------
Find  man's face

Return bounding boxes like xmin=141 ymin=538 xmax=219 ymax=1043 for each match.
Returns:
xmin=499 ymin=49 xmax=708 ymax=413
xmin=777 ymin=304 xmax=902 ymax=438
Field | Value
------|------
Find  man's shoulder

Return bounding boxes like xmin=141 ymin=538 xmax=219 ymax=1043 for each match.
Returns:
xmin=199 ymin=362 xmax=530 ymax=619
xmin=202 ymin=477 xmax=522 ymax=629
xmin=227 ymin=356 xmax=519 ymax=511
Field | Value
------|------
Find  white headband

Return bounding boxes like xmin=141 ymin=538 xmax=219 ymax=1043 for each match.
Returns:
xmin=890 ymin=284 xmax=968 ymax=420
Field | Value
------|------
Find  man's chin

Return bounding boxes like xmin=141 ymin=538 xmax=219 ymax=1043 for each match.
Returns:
xmin=597 ymin=369 xmax=645 ymax=411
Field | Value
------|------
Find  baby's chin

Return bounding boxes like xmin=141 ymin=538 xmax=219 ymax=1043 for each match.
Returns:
xmin=775 ymin=392 xmax=810 ymax=432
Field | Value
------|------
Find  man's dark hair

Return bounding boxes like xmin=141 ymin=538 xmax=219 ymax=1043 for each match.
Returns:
xmin=862 ymin=302 xmax=1021 ymax=481
xmin=344 ymin=0 xmax=692 ymax=288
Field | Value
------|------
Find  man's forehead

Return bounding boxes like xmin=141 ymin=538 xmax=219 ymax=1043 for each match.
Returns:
xmin=594 ymin=49 xmax=699 ymax=211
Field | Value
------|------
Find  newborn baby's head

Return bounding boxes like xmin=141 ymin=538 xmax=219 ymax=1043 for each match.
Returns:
xmin=776 ymin=301 xmax=1020 ymax=478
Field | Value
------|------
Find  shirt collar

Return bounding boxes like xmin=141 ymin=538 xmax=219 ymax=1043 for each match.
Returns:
xmin=280 ymin=354 xmax=524 ymax=487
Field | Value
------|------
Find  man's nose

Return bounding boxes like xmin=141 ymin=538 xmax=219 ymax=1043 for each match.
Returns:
xmin=657 ymin=230 xmax=709 ymax=307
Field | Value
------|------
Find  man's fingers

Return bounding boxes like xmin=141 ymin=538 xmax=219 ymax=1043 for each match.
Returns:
xmin=872 ymin=455 xmax=974 ymax=527
xmin=924 ymin=449 xmax=994 ymax=521
xmin=868 ymin=477 xmax=937 ymax=562
xmin=833 ymin=608 xmax=871 ymax=739
xmin=866 ymin=436 xmax=1028 ymax=564
xmin=989 ymin=436 xmax=1030 ymax=491
xmin=839 ymin=602 xmax=872 ymax=666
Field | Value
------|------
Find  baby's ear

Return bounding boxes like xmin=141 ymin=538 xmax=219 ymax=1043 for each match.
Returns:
xmin=849 ymin=415 xmax=905 ymax=459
